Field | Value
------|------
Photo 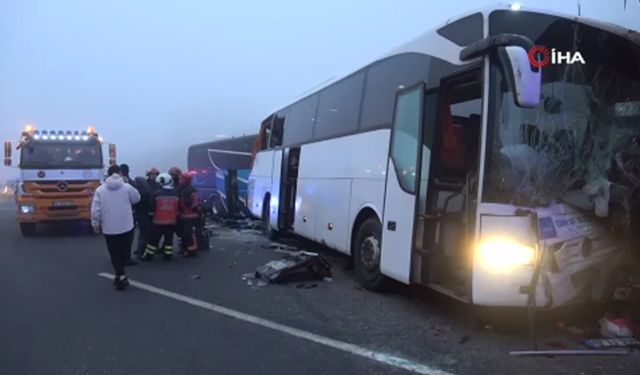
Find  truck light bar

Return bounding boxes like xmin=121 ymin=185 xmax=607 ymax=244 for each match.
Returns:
xmin=29 ymin=129 xmax=98 ymax=141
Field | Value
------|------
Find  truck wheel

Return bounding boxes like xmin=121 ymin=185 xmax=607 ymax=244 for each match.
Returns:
xmin=20 ymin=223 xmax=37 ymax=237
xmin=353 ymin=217 xmax=388 ymax=291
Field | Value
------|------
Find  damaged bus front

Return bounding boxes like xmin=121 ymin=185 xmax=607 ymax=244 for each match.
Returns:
xmin=474 ymin=10 xmax=640 ymax=307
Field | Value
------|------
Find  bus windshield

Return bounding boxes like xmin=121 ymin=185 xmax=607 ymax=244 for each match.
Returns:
xmin=20 ymin=142 xmax=103 ymax=169
xmin=484 ymin=11 xmax=640 ymax=207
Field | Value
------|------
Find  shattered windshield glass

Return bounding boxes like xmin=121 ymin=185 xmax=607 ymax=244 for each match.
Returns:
xmin=484 ymin=11 xmax=640 ymax=207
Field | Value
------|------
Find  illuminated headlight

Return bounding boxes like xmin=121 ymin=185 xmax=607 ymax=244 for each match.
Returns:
xmin=477 ymin=237 xmax=535 ymax=272
xmin=20 ymin=205 xmax=35 ymax=214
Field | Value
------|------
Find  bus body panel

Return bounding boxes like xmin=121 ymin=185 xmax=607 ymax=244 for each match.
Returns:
xmin=292 ymin=130 xmax=390 ymax=252
xmin=472 ymin=203 xmax=538 ymax=307
xmin=268 ymin=149 xmax=283 ymax=229
xmin=313 ymin=179 xmax=352 ymax=252
xmin=294 ymin=177 xmax=317 ymax=240
xmin=248 ymin=150 xmax=274 ymax=218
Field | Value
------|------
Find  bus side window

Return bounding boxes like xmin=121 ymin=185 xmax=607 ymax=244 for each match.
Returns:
xmin=270 ymin=114 xmax=284 ymax=148
xmin=259 ymin=117 xmax=272 ymax=151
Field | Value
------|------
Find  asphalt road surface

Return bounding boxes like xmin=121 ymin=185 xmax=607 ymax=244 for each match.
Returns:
xmin=1 ymin=195 xmax=638 ymax=375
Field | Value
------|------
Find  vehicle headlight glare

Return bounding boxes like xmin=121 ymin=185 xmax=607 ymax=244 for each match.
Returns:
xmin=478 ymin=237 xmax=535 ymax=272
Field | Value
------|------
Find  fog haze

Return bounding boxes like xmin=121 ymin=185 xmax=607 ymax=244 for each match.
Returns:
xmin=1 ymin=0 xmax=638 ymax=180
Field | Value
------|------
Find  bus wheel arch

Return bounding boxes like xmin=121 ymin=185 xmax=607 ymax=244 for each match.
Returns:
xmin=351 ymin=208 xmax=388 ymax=291
xmin=262 ymin=192 xmax=280 ymax=241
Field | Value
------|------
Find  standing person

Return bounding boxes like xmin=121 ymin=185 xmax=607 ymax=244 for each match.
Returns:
xmin=168 ymin=167 xmax=184 ymax=250
xmin=119 ymin=163 xmax=138 ymax=266
xmin=91 ymin=165 xmax=141 ymax=291
xmin=178 ymin=173 xmax=200 ymax=257
xmin=132 ymin=176 xmax=152 ymax=260
xmin=119 ymin=163 xmax=131 ymax=183
xmin=146 ymin=167 xmax=160 ymax=193
xmin=168 ymin=167 xmax=182 ymax=188
xmin=142 ymin=173 xmax=179 ymax=261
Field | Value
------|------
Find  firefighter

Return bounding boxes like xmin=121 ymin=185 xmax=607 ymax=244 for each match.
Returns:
xmin=168 ymin=167 xmax=182 ymax=189
xmin=133 ymin=168 xmax=161 ymax=259
xmin=168 ymin=167 xmax=184 ymax=250
xmin=146 ymin=167 xmax=160 ymax=192
xmin=142 ymin=173 xmax=179 ymax=261
xmin=178 ymin=172 xmax=200 ymax=257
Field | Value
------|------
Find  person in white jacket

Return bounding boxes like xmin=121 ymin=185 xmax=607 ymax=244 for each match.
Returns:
xmin=91 ymin=165 xmax=141 ymax=290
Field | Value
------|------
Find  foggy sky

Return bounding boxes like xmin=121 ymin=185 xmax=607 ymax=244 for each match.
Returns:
xmin=1 ymin=0 xmax=638 ymax=181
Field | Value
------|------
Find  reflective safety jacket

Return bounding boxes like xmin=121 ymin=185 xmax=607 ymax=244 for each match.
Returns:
xmin=180 ymin=184 xmax=200 ymax=219
xmin=151 ymin=187 xmax=179 ymax=225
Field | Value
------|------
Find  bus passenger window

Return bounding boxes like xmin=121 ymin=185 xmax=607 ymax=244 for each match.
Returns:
xmin=270 ymin=114 xmax=284 ymax=148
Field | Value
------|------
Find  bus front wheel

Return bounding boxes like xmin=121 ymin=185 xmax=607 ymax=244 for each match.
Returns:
xmin=353 ymin=217 xmax=387 ymax=291
xmin=20 ymin=223 xmax=37 ymax=237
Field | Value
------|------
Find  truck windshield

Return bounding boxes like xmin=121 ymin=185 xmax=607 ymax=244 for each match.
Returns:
xmin=483 ymin=10 xmax=640 ymax=207
xmin=20 ymin=142 xmax=103 ymax=169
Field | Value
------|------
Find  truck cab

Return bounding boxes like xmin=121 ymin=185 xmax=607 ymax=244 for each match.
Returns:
xmin=4 ymin=125 xmax=116 ymax=236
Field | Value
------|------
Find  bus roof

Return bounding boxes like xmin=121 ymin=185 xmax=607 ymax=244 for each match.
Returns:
xmin=188 ymin=134 xmax=257 ymax=152
xmin=266 ymin=2 xmax=638 ymax=117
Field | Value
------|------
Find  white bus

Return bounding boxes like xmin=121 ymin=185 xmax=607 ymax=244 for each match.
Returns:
xmin=248 ymin=4 xmax=640 ymax=307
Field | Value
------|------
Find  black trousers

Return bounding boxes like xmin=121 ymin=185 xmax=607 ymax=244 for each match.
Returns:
xmin=105 ymin=230 xmax=134 ymax=277
xmin=134 ymin=212 xmax=152 ymax=256
xmin=145 ymin=224 xmax=175 ymax=256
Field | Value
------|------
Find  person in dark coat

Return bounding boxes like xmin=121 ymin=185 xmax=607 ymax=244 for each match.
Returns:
xmin=132 ymin=176 xmax=152 ymax=259
xmin=178 ymin=173 xmax=200 ymax=257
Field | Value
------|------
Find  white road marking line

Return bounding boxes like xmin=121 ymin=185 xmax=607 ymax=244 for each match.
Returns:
xmin=98 ymin=272 xmax=454 ymax=375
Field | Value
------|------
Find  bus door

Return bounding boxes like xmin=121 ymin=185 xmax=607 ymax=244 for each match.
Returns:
xmin=277 ymin=147 xmax=300 ymax=230
xmin=380 ymin=84 xmax=425 ymax=283
xmin=414 ymin=69 xmax=483 ymax=300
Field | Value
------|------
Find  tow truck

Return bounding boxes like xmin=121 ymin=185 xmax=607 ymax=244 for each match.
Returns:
xmin=3 ymin=125 xmax=117 ymax=236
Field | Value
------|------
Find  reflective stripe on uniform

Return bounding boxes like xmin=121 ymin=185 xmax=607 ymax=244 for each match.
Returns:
xmin=144 ymin=245 xmax=158 ymax=256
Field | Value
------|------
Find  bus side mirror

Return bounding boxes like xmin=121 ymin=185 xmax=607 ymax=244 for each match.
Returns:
xmin=498 ymin=46 xmax=542 ymax=108
xmin=4 ymin=141 xmax=11 ymax=166
xmin=108 ymin=143 xmax=116 ymax=166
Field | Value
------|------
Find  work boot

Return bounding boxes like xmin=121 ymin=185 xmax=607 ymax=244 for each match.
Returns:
xmin=141 ymin=253 xmax=153 ymax=262
xmin=115 ymin=275 xmax=129 ymax=291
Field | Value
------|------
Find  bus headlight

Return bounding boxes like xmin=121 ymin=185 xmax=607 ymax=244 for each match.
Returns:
xmin=477 ymin=237 xmax=535 ymax=272
xmin=20 ymin=204 xmax=35 ymax=214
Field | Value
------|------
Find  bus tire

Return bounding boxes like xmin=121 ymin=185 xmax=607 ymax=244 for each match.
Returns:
xmin=20 ymin=223 xmax=37 ymax=237
xmin=262 ymin=195 xmax=280 ymax=241
xmin=353 ymin=217 xmax=387 ymax=291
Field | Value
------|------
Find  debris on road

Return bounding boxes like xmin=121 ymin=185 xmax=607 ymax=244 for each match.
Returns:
xmin=584 ymin=337 xmax=640 ymax=349
xmin=255 ymin=251 xmax=331 ymax=284
xmin=241 ymin=251 xmax=332 ymax=288
xmin=261 ymin=242 xmax=299 ymax=252
xmin=190 ymin=274 xmax=202 ymax=280
xmin=295 ymin=283 xmax=318 ymax=289
xmin=509 ymin=350 xmax=628 ymax=357
xmin=459 ymin=335 xmax=471 ymax=345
